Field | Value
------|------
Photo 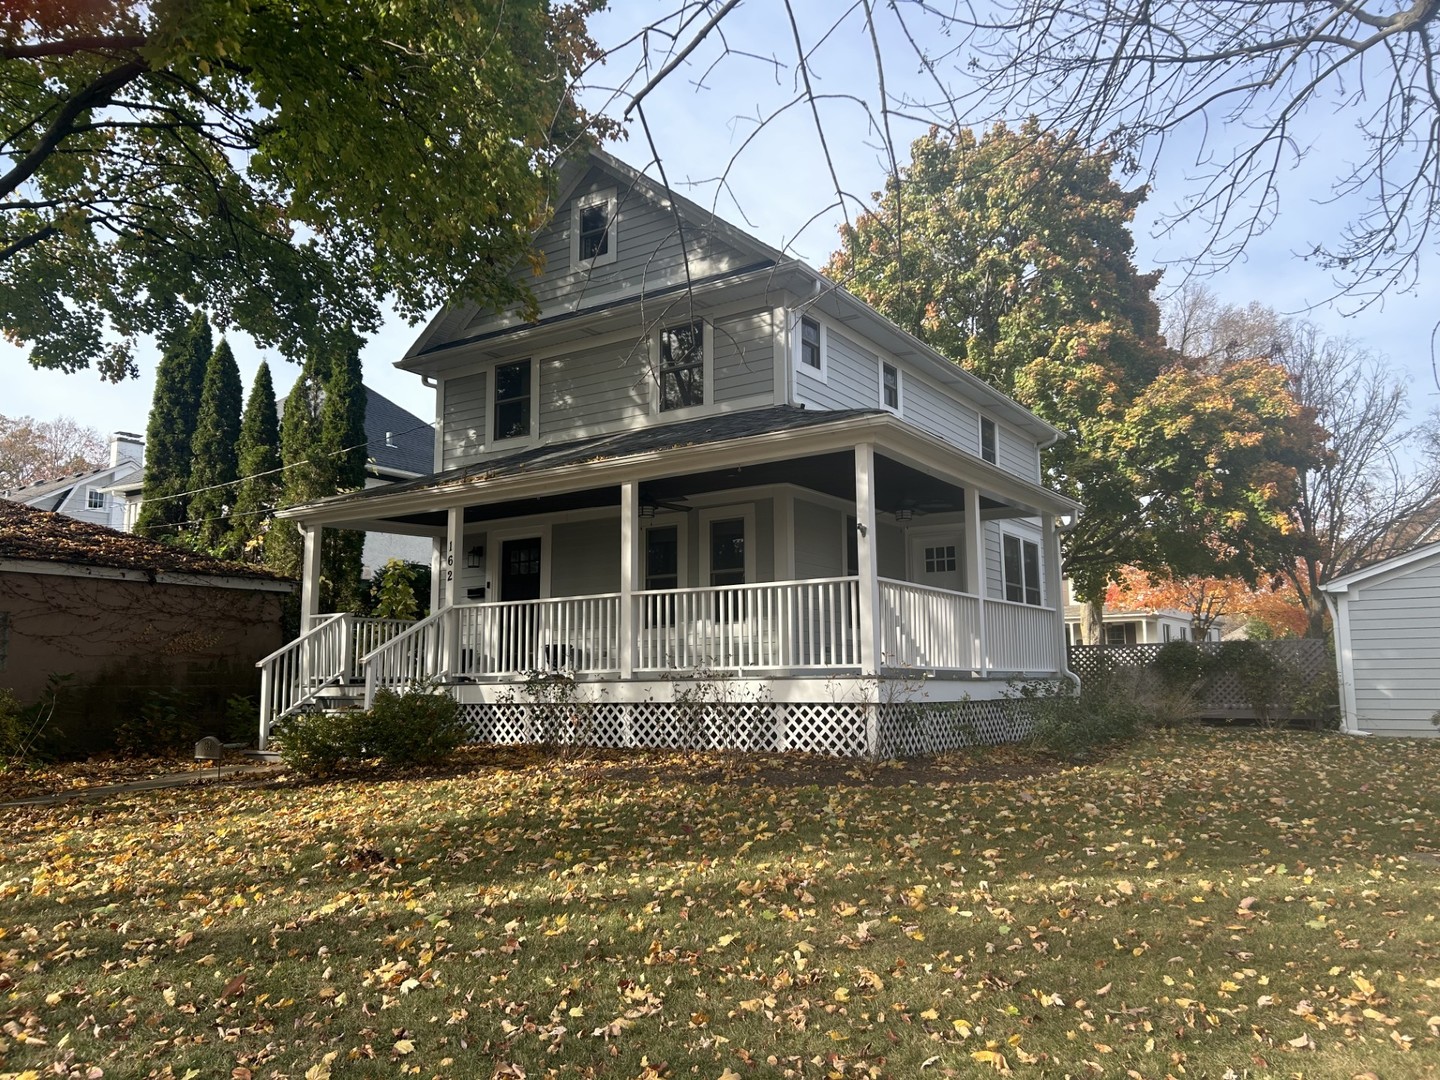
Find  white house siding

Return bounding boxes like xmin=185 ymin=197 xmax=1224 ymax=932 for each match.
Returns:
xmin=798 ymin=329 xmax=880 ymax=412
xmin=453 ymin=168 xmax=756 ymax=342
xmin=1343 ymin=559 xmax=1440 ymax=736
xmin=996 ymin=423 xmax=1042 ymax=482
xmin=713 ymin=310 xmax=775 ymax=403
xmin=794 ymin=499 xmax=843 ymax=579
xmin=540 ymin=342 xmax=650 ymax=438
xmin=552 ymin=519 xmax=621 ymax=597
xmin=903 ymin=374 xmax=980 ymax=456
xmin=442 ymin=372 xmax=487 ymax=470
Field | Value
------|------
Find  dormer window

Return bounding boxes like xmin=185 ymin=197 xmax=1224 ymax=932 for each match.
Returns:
xmin=571 ymin=188 xmax=617 ymax=269
xmin=658 ymin=321 xmax=707 ymax=411
xmin=980 ymin=417 xmax=997 ymax=464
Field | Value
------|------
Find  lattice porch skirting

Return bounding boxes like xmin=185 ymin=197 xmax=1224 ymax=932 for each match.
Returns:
xmin=453 ymin=695 xmax=1034 ymax=759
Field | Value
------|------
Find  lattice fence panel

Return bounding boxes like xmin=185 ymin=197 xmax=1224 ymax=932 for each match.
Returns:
xmin=877 ymin=699 xmax=1033 ymax=758
xmin=1067 ymin=639 xmax=1332 ymax=719
xmin=456 ymin=700 xmax=871 ymax=756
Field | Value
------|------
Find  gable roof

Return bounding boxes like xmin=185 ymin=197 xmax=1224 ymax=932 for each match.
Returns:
xmin=365 ymin=386 xmax=432 ymax=478
xmin=3 ymin=460 xmax=143 ymax=508
xmin=1321 ymin=540 xmax=1440 ymax=594
xmin=0 ymin=499 xmax=291 ymax=583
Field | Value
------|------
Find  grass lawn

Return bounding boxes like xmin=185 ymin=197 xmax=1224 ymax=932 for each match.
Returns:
xmin=2 ymin=730 xmax=1438 ymax=1079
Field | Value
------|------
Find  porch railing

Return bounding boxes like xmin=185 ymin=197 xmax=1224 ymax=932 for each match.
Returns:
xmin=635 ymin=577 xmax=860 ymax=671
xmin=452 ymin=594 xmax=623 ymax=678
xmin=257 ymin=611 xmax=349 ymax=747
xmin=878 ymin=578 xmax=981 ymax=671
xmin=985 ymin=599 xmax=1061 ymax=673
xmin=361 ymin=609 xmax=449 ymax=705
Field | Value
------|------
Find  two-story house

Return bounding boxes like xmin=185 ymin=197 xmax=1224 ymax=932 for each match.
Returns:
xmin=259 ymin=150 xmax=1081 ymax=758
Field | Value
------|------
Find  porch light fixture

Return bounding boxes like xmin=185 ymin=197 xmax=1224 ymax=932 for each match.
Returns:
xmin=639 ymin=502 xmax=657 ymax=520
xmin=894 ymin=508 xmax=913 ymax=523
xmin=466 ymin=545 xmax=484 ymax=568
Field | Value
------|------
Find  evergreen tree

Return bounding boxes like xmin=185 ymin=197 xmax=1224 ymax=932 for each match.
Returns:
xmin=230 ymin=362 xmax=282 ymax=562
xmin=319 ymin=341 xmax=368 ymax=612
xmin=136 ymin=311 xmax=211 ymax=537
xmin=265 ymin=339 xmax=368 ymax=611
xmin=185 ymin=339 xmax=243 ymax=553
xmin=265 ymin=348 xmax=329 ymax=579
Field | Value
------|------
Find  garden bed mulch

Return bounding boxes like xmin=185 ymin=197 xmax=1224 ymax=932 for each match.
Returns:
xmin=0 ymin=754 xmax=209 ymax=804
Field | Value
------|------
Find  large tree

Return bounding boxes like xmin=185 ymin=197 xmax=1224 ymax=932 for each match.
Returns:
xmin=185 ymin=338 xmax=243 ymax=553
xmin=0 ymin=414 xmax=105 ymax=491
xmin=1 ymin=0 xmax=608 ymax=380
xmin=230 ymin=361 xmax=281 ymax=562
xmin=1162 ymin=287 xmax=1440 ymax=636
xmin=135 ymin=310 xmax=210 ymax=536
xmin=827 ymin=124 xmax=1317 ymax=612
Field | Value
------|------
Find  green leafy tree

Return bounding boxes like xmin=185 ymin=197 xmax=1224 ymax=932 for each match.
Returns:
xmin=371 ymin=560 xmax=420 ymax=621
xmin=828 ymin=123 xmax=1318 ymax=616
xmin=230 ymin=362 xmax=281 ymax=562
xmin=2 ymin=0 xmax=609 ymax=380
xmin=266 ymin=340 xmax=367 ymax=611
xmin=185 ymin=338 xmax=242 ymax=552
xmin=135 ymin=311 xmax=210 ymax=537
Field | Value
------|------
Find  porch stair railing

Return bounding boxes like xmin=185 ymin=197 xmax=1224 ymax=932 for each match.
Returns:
xmin=361 ymin=609 xmax=450 ymax=707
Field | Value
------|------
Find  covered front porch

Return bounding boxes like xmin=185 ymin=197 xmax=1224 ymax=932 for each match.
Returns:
xmin=261 ymin=409 xmax=1079 ymax=756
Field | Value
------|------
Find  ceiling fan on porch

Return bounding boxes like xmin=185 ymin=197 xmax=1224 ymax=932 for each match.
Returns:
xmin=638 ymin=491 xmax=690 ymax=518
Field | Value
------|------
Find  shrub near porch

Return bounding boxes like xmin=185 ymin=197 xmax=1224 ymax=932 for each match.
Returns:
xmin=2 ymin=731 xmax=1438 ymax=1078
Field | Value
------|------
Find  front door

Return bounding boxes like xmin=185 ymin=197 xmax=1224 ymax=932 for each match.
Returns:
xmin=910 ymin=533 xmax=965 ymax=592
xmin=500 ymin=536 xmax=542 ymax=600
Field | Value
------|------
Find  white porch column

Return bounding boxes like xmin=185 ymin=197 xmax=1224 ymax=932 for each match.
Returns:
xmin=300 ymin=523 xmax=323 ymax=628
xmin=429 ymin=537 xmax=445 ymax=614
xmin=855 ymin=445 xmax=882 ymax=758
xmin=1042 ymin=512 xmax=1066 ymax=675
xmin=964 ymin=483 xmax=987 ymax=676
xmin=619 ymin=481 xmax=639 ymax=679
xmin=442 ymin=507 xmax=463 ymax=675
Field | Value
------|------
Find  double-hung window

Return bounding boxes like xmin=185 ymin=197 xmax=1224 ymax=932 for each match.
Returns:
xmin=86 ymin=489 xmax=105 ymax=510
xmin=658 ymin=321 xmax=706 ymax=411
xmin=1002 ymin=534 xmax=1042 ymax=606
xmin=493 ymin=359 xmax=532 ymax=441
xmin=881 ymin=362 xmax=900 ymax=411
xmin=800 ymin=317 xmax=822 ymax=370
xmin=571 ymin=189 xmax=617 ymax=268
xmin=980 ymin=417 xmax=997 ymax=464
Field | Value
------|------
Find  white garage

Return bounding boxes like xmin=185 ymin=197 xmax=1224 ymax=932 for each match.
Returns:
xmin=1322 ymin=541 xmax=1440 ymax=737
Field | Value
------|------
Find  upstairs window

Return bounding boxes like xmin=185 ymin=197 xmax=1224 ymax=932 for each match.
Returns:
xmin=86 ymin=489 xmax=105 ymax=510
xmin=881 ymin=362 xmax=900 ymax=410
xmin=571 ymin=189 xmax=617 ymax=269
xmin=1002 ymin=534 xmax=1042 ymax=606
xmin=658 ymin=321 xmax=706 ymax=411
xmin=800 ymin=317 xmax=822 ymax=370
xmin=980 ymin=417 xmax=997 ymax=464
xmin=493 ymin=359 xmax=532 ymax=441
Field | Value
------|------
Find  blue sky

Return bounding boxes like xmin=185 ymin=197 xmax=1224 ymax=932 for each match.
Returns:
xmin=4 ymin=1 xmax=1436 ymax=441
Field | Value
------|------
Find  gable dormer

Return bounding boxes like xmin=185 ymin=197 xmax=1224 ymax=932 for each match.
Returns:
xmin=407 ymin=153 xmax=780 ymax=359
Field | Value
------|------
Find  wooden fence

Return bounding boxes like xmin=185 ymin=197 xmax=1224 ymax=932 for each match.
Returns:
xmin=1067 ymin=639 xmax=1335 ymax=722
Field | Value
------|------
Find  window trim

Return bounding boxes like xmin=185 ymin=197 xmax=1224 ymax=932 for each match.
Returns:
xmin=570 ymin=187 xmax=618 ymax=270
xmin=1000 ymin=531 xmax=1044 ymax=607
xmin=489 ymin=357 xmax=538 ymax=446
xmin=795 ymin=313 xmax=827 ymax=380
xmin=879 ymin=360 xmax=902 ymax=413
xmin=980 ymin=416 xmax=998 ymax=465
xmin=698 ymin=505 xmax=757 ymax=587
xmin=651 ymin=319 xmax=713 ymax=416
xmin=86 ymin=488 xmax=106 ymax=511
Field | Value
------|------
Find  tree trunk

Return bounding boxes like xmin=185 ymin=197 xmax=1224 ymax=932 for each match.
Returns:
xmin=1084 ymin=597 xmax=1105 ymax=646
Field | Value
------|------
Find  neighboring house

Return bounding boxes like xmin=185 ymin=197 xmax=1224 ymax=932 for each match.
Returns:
xmin=356 ymin=386 xmax=434 ymax=575
xmin=260 ymin=149 xmax=1082 ymax=758
xmin=0 ymin=499 xmax=293 ymax=748
xmin=1063 ymin=605 xmax=1218 ymax=646
xmin=1322 ymin=541 xmax=1440 ymax=737
xmin=3 ymin=431 xmax=144 ymax=530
